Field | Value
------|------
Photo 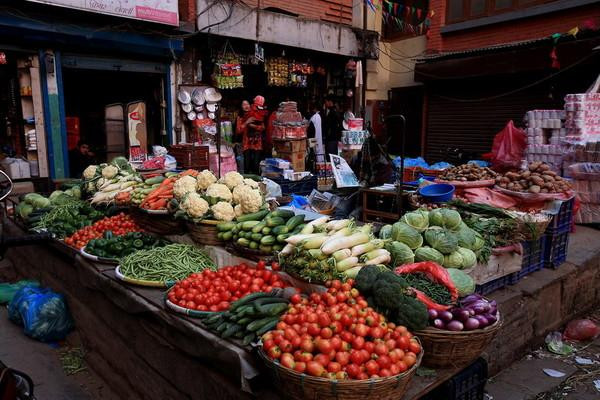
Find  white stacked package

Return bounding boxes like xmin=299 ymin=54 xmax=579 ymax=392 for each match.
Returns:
xmin=564 ymin=93 xmax=600 ymax=143
xmin=524 ymin=110 xmax=567 ymax=172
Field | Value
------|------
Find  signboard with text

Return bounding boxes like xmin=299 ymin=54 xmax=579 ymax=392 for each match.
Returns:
xmin=27 ymin=0 xmax=179 ymax=26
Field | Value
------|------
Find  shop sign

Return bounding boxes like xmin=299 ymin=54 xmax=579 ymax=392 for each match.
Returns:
xmin=27 ymin=0 xmax=179 ymax=26
xmin=127 ymin=102 xmax=148 ymax=162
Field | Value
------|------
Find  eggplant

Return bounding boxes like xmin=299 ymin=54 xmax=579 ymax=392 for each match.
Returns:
xmin=452 ymin=309 xmax=471 ymax=323
xmin=484 ymin=313 xmax=498 ymax=325
xmin=432 ymin=319 xmax=445 ymax=329
xmin=446 ymin=320 xmax=464 ymax=331
xmin=428 ymin=309 xmax=439 ymax=320
xmin=460 ymin=294 xmax=483 ymax=306
xmin=473 ymin=315 xmax=489 ymax=327
xmin=439 ymin=310 xmax=453 ymax=322
xmin=464 ymin=318 xmax=481 ymax=330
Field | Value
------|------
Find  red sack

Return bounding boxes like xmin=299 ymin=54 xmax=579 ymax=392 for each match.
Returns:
xmin=490 ymin=120 xmax=526 ymax=171
xmin=395 ymin=262 xmax=459 ymax=311
xmin=563 ymin=319 xmax=600 ymax=341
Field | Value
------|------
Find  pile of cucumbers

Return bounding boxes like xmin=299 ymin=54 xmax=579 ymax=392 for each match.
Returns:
xmin=130 ymin=173 xmax=178 ymax=206
xmin=199 ymin=292 xmax=289 ymax=345
xmin=216 ymin=209 xmax=305 ymax=254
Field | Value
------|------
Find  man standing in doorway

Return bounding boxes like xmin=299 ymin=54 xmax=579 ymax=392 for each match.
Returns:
xmin=322 ymin=96 xmax=341 ymax=157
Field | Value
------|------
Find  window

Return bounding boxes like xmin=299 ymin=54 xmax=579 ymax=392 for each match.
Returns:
xmin=446 ymin=0 xmax=557 ymax=24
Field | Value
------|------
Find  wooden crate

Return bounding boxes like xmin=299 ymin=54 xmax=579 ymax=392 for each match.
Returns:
xmin=168 ymin=145 xmax=209 ymax=170
xmin=273 ymin=138 xmax=307 ymax=153
xmin=277 ymin=150 xmax=306 ymax=171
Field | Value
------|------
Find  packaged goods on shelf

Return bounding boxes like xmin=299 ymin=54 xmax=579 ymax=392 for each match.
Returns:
xmin=524 ymin=109 xmax=567 ymax=172
xmin=564 ymin=93 xmax=600 ymax=142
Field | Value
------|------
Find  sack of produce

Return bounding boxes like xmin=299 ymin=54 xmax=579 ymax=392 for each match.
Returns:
xmin=0 ymin=280 xmax=39 ymax=304
xmin=8 ymin=286 xmax=73 ymax=342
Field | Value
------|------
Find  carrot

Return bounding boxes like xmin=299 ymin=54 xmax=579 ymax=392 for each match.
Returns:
xmin=179 ymin=169 xmax=199 ymax=177
xmin=150 ymin=198 xmax=168 ymax=209
xmin=158 ymin=194 xmax=172 ymax=199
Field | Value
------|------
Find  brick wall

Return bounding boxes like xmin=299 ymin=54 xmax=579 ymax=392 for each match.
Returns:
xmin=178 ymin=0 xmax=197 ymax=23
xmin=243 ymin=0 xmax=353 ymax=25
xmin=427 ymin=0 xmax=600 ymax=52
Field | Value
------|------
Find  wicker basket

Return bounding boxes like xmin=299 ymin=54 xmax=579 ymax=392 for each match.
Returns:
xmin=130 ymin=207 xmax=185 ymax=235
xmin=415 ymin=314 xmax=501 ymax=369
xmin=187 ymin=220 xmax=221 ymax=246
xmin=257 ymin=341 xmax=422 ymax=400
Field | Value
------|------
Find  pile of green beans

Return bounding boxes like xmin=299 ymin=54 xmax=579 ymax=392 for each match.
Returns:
xmin=403 ymin=272 xmax=452 ymax=305
xmin=119 ymin=244 xmax=216 ymax=282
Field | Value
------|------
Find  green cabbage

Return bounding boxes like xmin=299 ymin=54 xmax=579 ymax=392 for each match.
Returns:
xmin=391 ymin=222 xmax=423 ymax=249
xmin=49 ymin=191 xmax=64 ymax=202
xmin=400 ymin=210 xmax=429 ymax=232
xmin=385 ymin=241 xmax=414 ymax=267
xmin=379 ymin=224 xmax=393 ymax=240
xmin=414 ymin=246 xmax=444 ymax=265
xmin=429 ymin=209 xmax=444 ymax=227
xmin=424 ymin=227 xmax=459 ymax=254
xmin=472 ymin=233 xmax=486 ymax=251
xmin=440 ymin=209 xmax=462 ymax=231
xmin=17 ymin=203 xmax=33 ymax=219
xmin=456 ymin=247 xmax=477 ymax=269
xmin=457 ymin=225 xmax=478 ymax=250
xmin=23 ymin=193 xmax=50 ymax=209
xmin=447 ymin=268 xmax=475 ymax=297
xmin=443 ymin=251 xmax=464 ymax=269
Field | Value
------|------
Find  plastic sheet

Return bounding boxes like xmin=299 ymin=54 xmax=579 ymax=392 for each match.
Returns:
xmin=0 ymin=280 xmax=39 ymax=304
xmin=8 ymin=286 xmax=73 ymax=342
xmin=490 ymin=120 xmax=526 ymax=170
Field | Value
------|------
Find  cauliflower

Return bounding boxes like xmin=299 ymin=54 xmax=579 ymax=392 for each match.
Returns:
xmin=181 ymin=192 xmax=209 ymax=218
xmin=238 ymin=187 xmax=263 ymax=214
xmin=232 ymin=184 xmax=253 ymax=204
xmin=102 ymin=165 xmax=119 ymax=179
xmin=173 ymin=175 xmax=197 ymax=199
xmin=219 ymin=171 xmax=244 ymax=190
xmin=196 ymin=170 xmax=217 ymax=191
xmin=243 ymin=178 xmax=260 ymax=189
xmin=234 ymin=204 xmax=243 ymax=217
xmin=211 ymin=201 xmax=235 ymax=221
xmin=206 ymin=183 xmax=232 ymax=202
xmin=83 ymin=165 xmax=98 ymax=180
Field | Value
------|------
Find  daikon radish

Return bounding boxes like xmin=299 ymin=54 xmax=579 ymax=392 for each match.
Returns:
xmin=351 ymin=239 xmax=384 ymax=257
xmin=336 ymin=256 xmax=359 ymax=272
xmin=285 ymin=233 xmax=326 ymax=245
xmin=332 ymin=249 xmax=352 ymax=261
xmin=320 ymin=232 xmax=370 ymax=255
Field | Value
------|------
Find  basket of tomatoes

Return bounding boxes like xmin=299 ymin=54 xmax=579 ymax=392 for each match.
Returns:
xmin=64 ymin=213 xmax=142 ymax=249
xmin=258 ymin=280 xmax=422 ymax=400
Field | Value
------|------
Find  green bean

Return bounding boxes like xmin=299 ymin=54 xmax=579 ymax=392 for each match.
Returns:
xmin=120 ymin=244 xmax=216 ymax=282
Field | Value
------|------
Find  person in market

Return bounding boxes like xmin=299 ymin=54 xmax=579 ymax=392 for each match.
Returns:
xmin=308 ymin=102 xmax=325 ymax=163
xmin=264 ymin=103 xmax=278 ymax=159
xmin=235 ymin=99 xmax=261 ymax=174
xmin=322 ymin=95 xmax=342 ymax=158
xmin=69 ymin=140 xmax=96 ymax=177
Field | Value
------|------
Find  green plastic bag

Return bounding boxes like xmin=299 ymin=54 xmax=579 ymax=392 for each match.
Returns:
xmin=0 ymin=280 xmax=40 ymax=304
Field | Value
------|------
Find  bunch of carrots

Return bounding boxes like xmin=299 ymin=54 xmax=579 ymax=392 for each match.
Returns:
xmin=140 ymin=170 xmax=198 ymax=210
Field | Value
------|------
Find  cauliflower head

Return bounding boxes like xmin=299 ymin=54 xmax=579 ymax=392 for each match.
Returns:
xmin=173 ymin=175 xmax=197 ymax=199
xmin=206 ymin=183 xmax=232 ymax=202
xmin=181 ymin=192 xmax=209 ymax=218
xmin=83 ymin=165 xmax=98 ymax=180
xmin=239 ymin=188 xmax=263 ymax=214
xmin=234 ymin=204 xmax=243 ymax=217
xmin=211 ymin=201 xmax=235 ymax=222
xmin=243 ymin=178 xmax=260 ymax=189
xmin=232 ymin=184 xmax=253 ymax=204
xmin=219 ymin=171 xmax=244 ymax=190
xmin=196 ymin=170 xmax=217 ymax=191
xmin=102 ymin=165 xmax=118 ymax=179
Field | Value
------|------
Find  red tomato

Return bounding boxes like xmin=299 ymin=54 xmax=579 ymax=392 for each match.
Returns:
xmin=365 ymin=360 xmax=379 ymax=376
xmin=307 ymin=323 xmax=320 ymax=336
xmin=279 ymin=340 xmax=293 ymax=353
xmin=267 ymin=346 xmax=282 ymax=360
xmin=280 ymin=353 xmax=296 ymax=369
xmin=320 ymin=327 xmax=333 ymax=339
xmin=298 ymin=352 xmax=313 ymax=363
xmin=397 ymin=336 xmax=410 ymax=351
xmin=350 ymin=350 xmax=363 ymax=365
xmin=256 ymin=260 xmax=266 ymax=270
xmin=374 ymin=343 xmax=388 ymax=356
xmin=346 ymin=363 xmax=360 ymax=378
xmin=300 ymin=339 xmax=314 ymax=353
xmin=352 ymin=336 xmax=365 ymax=350
xmin=340 ymin=331 xmax=353 ymax=343
xmin=396 ymin=361 xmax=408 ymax=373
xmin=294 ymin=361 xmax=306 ymax=373
xmin=354 ymin=324 xmax=369 ymax=337
xmin=364 ymin=341 xmax=375 ymax=354
xmin=290 ymin=293 xmax=302 ymax=305
xmin=316 ymin=339 xmax=332 ymax=355
xmin=270 ymin=261 xmax=280 ymax=271
xmin=335 ymin=351 xmax=350 ymax=366
xmin=408 ymin=340 xmax=421 ymax=354
xmin=313 ymin=354 xmax=330 ymax=366
xmin=327 ymin=362 xmax=342 ymax=373
xmin=376 ymin=355 xmax=392 ymax=370
xmin=306 ymin=361 xmax=324 ymax=377
xmin=317 ymin=313 xmax=331 ymax=328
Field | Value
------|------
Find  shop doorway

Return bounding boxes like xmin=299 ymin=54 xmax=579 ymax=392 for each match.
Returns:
xmin=61 ymin=61 xmax=168 ymax=177
xmin=388 ymin=86 xmax=424 ymax=157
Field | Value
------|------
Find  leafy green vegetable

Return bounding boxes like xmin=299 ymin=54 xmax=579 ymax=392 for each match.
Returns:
xmin=400 ymin=210 xmax=429 ymax=232
xmin=439 ymin=209 xmax=462 ymax=231
xmin=456 ymin=247 xmax=477 ymax=269
xmin=414 ymin=246 xmax=444 ymax=265
xmin=428 ymin=209 xmax=444 ymax=227
xmin=391 ymin=222 xmax=423 ymax=249
xmin=378 ymin=224 xmax=393 ymax=239
xmin=385 ymin=241 xmax=414 ymax=267
xmin=443 ymin=251 xmax=464 ymax=269
xmin=424 ymin=227 xmax=459 ymax=254
xmin=446 ymin=268 xmax=475 ymax=297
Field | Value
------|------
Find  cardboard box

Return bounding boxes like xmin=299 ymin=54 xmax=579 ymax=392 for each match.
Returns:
xmin=277 ymin=150 xmax=305 ymax=171
xmin=273 ymin=138 xmax=307 ymax=153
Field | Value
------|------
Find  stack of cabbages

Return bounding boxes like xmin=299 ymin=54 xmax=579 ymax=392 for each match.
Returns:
xmin=379 ymin=208 xmax=484 ymax=269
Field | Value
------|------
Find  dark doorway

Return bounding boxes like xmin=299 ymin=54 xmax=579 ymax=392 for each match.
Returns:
xmin=388 ymin=86 xmax=424 ymax=157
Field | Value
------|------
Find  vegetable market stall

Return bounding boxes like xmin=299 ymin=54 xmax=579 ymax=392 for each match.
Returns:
xmin=3 ymin=220 xmax=477 ymax=400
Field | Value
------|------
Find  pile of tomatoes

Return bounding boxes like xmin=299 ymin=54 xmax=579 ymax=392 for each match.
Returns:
xmin=168 ymin=261 xmax=288 ymax=312
xmin=64 ymin=213 xmax=142 ymax=249
xmin=261 ymin=280 xmax=422 ymax=380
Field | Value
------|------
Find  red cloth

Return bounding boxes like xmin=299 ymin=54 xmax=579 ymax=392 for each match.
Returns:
xmin=463 ymin=188 xmax=518 ymax=209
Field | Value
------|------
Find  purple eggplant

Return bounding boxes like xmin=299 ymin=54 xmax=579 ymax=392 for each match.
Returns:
xmin=432 ymin=319 xmax=445 ymax=329
xmin=452 ymin=309 xmax=471 ymax=323
xmin=471 ymin=300 xmax=491 ymax=314
xmin=460 ymin=294 xmax=483 ymax=306
xmin=464 ymin=318 xmax=481 ymax=330
xmin=439 ymin=310 xmax=453 ymax=322
xmin=428 ymin=309 xmax=439 ymax=320
xmin=473 ymin=315 xmax=489 ymax=327
xmin=446 ymin=320 xmax=464 ymax=331
xmin=484 ymin=313 xmax=498 ymax=325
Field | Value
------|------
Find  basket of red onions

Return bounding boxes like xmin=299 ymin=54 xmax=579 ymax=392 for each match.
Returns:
xmin=415 ymin=294 xmax=501 ymax=369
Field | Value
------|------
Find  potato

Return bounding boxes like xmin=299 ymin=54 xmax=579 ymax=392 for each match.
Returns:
xmin=542 ymin=170 xmax=556 ymax=177
xmin=531 ymin=176 xmax=545 ymax=186
xmin=541 ymin=188 xmax=549 ymax=193
xmin=507 ymin=182 xmax=515 ymax=189
xmin=521 ymin=170 xmax=531 ymax=178
xmin=538 ymin=163 xmax=550 ymax=171
xmin=529 ymin=161 xmax=542 ymax=171
xmin=543 ymin=182 xmax=554 ymax=189
xmin=529 ymin=185 xmax=541 ymax=193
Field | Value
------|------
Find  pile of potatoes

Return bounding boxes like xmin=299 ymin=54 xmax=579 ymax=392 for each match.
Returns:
xmin=439 ymin=164 xmax=498 ymax=182
xmin=496 ymin=162 xmax=572 ymax=193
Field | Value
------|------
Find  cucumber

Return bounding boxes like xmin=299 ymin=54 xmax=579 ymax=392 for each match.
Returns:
xmin=216 ymin=322 xmax=230 ymax=333
xmin=259 ymin=245 xmax=273 ymax=253
xmin=251 ymin=233 xmax=263 ymax=242
xmin=293 ymin=224 xmax=306 ymax=234
xmin=252 ymin=221 xmax=266 ymax=233
xmin=241 ymin=220 xmax=261 ymax=231
xmin=286 ymin=215 xmax=305 ymax=231
xmin=233 ymin=305 xmax=254 ymax=317
xmin=246 ymin=316 xmax=280 ymax=332
xmin=276 ymin=233 xmax=289 ymax=243
xmin=222 ymin=231 xmax=233 ymax=241
xmin=252 ymin=298 xmax=289 ymax=314
xmin=237 ymin=317 xmax=253 ymax=326
xmin=237 ymin=238 xmax=250 ymax=247
xmin=144 ymin=176 xmax=166 ymax=185
xmin=270 ymin=209 xmax=295 ymax=219
xmin=245 ymin=231 xmax=255 ymax=240
xmin=242 ymin=333 xmax=256 ymax=346
xmin=272 ymin=225 xmax=289 ymax=235
xmin=256 ymin=302 xmax=288 ymax=316
xmin=205 ymin=313 xmax=224 ymax=325
xmin=217 ymin=232 xmax=224 ymax=240
xmin=230 ymin=292 xmax=273 ymax=312
xmin=217 ymin=222 xmax=236 ymax=232
xmin=233 ymin=234 xmax=239 ymax=241
xmin=234 ymin=330 xmax=246 ymax=339
xmin=262 ymin=227 xmax=271 ymax=235
xmin=222 ymin=323 xmax=243 ymax=339
xmin=272 ymin=244 xmax=283 ymax=252
xmin=231 ymin=225 xmax=240 ymax=234
xmin=236 ymin=209 xmax=269 ymax=222
xmin=249 ymin=241 xmax=259 ymax=250
xmin=165 ymin=172 xmax=179 ymax=178
xmin=256 ymin=320 xmax=279 ymax=336
xmin=260 ymin=235 xmax=276 ymax=245
xmin=266 ymin=217 xmax=285 ymax=227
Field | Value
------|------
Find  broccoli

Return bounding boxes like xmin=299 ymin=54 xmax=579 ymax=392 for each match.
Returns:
xmin=373 ymin=280 xmax=410 ymax=310
xmin=377 ymin=269 xmax=409 ymax=288
xmin=388 ymin=296 xmax=429 ymax=331
xmin=354 ymin=265 xmax=381 ymax=294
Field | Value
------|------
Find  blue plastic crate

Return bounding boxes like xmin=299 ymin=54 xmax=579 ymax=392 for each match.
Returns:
xmin=422 ymin=358 xmax=488 ymax=400
xmin=545 ymin=198 xmax=574 ymax=235
xmin=271 ymin=176 xmax=317 ymax=196
xmin=543 ymin=231 xmax=569 ymax=269
xmin=475 ymin=275 xmax=510 ymax=295
xmin=509 ymin=239 xmax=545 ymax=284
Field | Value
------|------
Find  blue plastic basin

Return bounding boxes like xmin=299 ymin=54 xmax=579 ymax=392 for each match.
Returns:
xmin=418 ymin=183 xmax=455 ymax=203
